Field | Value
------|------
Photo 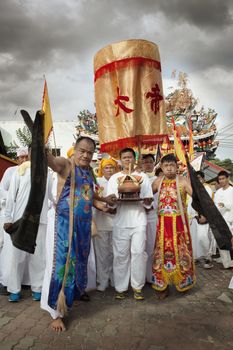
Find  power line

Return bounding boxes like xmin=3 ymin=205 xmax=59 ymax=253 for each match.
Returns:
xmin=218 ymin=132 xmax=233 ymax=138
xmin=217 ymin=142 xmax=233 ymax=146
xmin=217 ymin=122 xmax=233 ymax=133
xmin=218 ymin=131 xmax=233 ymax=135
xmin=218 ymin=145 xmax=233 ymax=148
xmin=217 ymin=139 xmax=233 ymax=142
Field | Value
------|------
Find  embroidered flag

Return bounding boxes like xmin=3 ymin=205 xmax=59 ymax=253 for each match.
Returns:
xmin=42 ymin=79 xmax=53 ymax=144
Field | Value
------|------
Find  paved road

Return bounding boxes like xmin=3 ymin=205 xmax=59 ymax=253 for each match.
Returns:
xmin=0 ymin=264 xmax=233 ymax=350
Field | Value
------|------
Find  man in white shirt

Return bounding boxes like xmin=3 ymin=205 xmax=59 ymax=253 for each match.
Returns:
xmin=0 ymin=147 xmax=29 ymax=294
xmin=0 ymin=147 xmax=29 ymax=194
xmin=214 ymin=171 xmax=233 ymax=269
xmin=4 ymin=148 xmax=52 ymax=302
xmin=93 ymin=158 xmax=117 ymax=291
xmin=141 ymin=154 xmax=159 ymax=283
xmin=194 ymin=171 xmax=216 ymax=269
xmin=107 ymin=148 xmax=153 ymax=300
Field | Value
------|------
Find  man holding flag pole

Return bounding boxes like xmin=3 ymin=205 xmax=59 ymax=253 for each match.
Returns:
xmin=40 ymin=136 xmax=117 ymax=332
xmin=40 ymin=80 xmax=117 ymax=331
xmin=151 ymin=118 xmax=233 ymax=299
xmin=3 ymin=78 xmax=55 ymax=303
xmin=19 ymin=79 xmax=117 ymax=331
xmin=17 ymin=77 xmax=114 ymax=332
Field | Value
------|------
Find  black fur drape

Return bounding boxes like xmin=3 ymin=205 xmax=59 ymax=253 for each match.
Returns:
xmin=187 ymin=160 xmax=232 ymax=252
xmin=6 ymin=111 xmax=47 ymax=254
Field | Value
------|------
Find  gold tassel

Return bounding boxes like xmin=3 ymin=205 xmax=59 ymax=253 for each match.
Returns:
xmin=57 ymin=289 xmax=68 ymax=315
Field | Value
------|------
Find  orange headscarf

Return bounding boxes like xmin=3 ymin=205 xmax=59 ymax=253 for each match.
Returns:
xmin=97 ymin=158 xmax=117 ymax=177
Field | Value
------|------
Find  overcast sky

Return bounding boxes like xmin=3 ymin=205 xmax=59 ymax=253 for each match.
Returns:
xmin=0 ymin=0 xmax=233 ymax=159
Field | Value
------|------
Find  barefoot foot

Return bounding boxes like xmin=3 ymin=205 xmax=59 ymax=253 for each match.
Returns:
xmin=51 ymin=317 xmax=66 ymax=332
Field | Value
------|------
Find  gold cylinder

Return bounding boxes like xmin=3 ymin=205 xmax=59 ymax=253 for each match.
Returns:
xmin=94 ymin=39 xmax=168 ymax=156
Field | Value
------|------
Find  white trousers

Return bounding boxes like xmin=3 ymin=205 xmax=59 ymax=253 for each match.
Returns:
xmin=41 ymin=208 xmax=62 ymax=320
xmin=0 ymin=231 xmax=14 ymax=285
xmin=190 ymin=220 xmax=216 ymax=261
xmin=208 ymin=231 xmax=217 ymax=259
xmin=0 ymin=206 xmax=30 ymax=286
xmin=0 ymin=212 xmax=4 ymax=249
xmin=0 ymin=231 xmax=31 ymax=286
xmin=196 ymin=224 xmax=212 ymax=260
xmin=94 ymin=230 xmax=113 ymax=289
xmin=146 ymin=219 xmax=157 ymax=283
xmin=229 ymin=276 xmax=233 ymax=289
xmin=7 ymin=224 xmax=46 ymax=294
xmin=218 ymin=249 xmax=233 ymax=268
xmin=218 ymin=221 xmax=233 ymax=269
xmin=86 ymin=239 xmax=97 ymax=291
xmin=189 ymin=219 xmax=198 ymax=260
xmin=0 ymin=207 xmax=6 ymax=283
xmin=113 ymin=225 xmax=147 ymax=292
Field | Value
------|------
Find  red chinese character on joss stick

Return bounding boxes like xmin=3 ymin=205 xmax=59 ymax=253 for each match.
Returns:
xmin=146 ymin=84 xmax=163 ymax=114
xmin=114 ymin=87 xmax=134 ymax=117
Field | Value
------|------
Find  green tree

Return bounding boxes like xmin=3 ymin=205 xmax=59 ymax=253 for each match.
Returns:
xmin=4 ymin=126 xmax=31 ymax=160
xmin=16 ymin=125 xmax=32 ymax=147
xmin=210 ymin=158 xmax=233 ymax=181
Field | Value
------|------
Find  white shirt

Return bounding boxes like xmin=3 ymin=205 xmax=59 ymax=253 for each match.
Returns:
xmin=107 ymin=171 xmax=153 ymax=228
xmin=214 ymin=186 xmax=233 ymax=226
xmin=93 ymin=176 xmax=113 ymax=231
xmin=0 ymin=166 xmax=18 ymax=201
xmin=5 ymin=166 xmax=53 ymax=225
xmin=204 ymin=183 xmax=213 ymax=198
xmin=145 ymin=174 xmax=158 ymax=223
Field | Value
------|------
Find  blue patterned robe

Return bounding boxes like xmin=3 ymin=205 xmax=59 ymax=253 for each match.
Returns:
xmin=48 ymin=166 xmax=93 ymax=310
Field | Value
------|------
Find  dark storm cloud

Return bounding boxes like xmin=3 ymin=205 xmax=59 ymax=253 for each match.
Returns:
xmin=155 ymin=0 xmax=233 ymax=29
xmin=0 ymin=0 xmax=233 ymax=123
xmin=1 ymin=0 xmax=232 ymax=76
xmin=160 ymin=26 xmax=233 ymax=74
xmin=0 ymin=1 xmax=79 ymax=67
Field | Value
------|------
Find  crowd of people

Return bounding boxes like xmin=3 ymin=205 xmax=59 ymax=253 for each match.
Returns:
xmin=0 ymin=137 xmax=233 ymax=332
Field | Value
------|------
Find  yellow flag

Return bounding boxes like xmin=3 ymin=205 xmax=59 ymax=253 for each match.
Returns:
xmin=172 ymin=117 xmax=187 ymax=166
xmin=188 ymin=118 xmax=194 ymax=161
xmin=42 ymin=80 xmax=53 ymax=144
